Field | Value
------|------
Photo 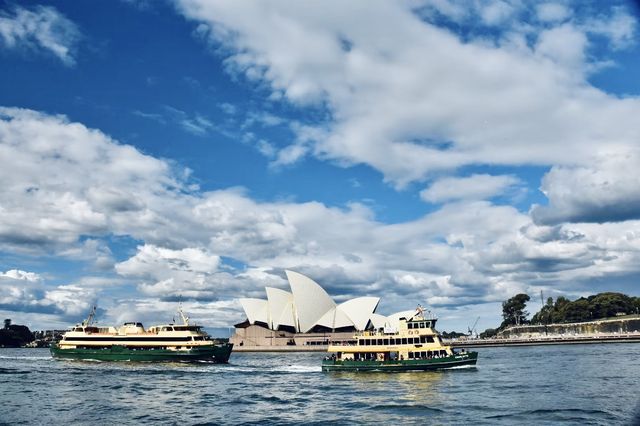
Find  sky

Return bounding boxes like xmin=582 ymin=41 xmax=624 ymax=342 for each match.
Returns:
xmin=1 ymin=0 xmax=640 ymax=335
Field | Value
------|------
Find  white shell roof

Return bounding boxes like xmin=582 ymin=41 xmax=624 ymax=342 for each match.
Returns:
xmin=265 ymin=287 xmax=296 ymax=330
xmin=315 ymin=307 xmax=354 ymax=329
xmin=338 ymin=297 xmax=380 ymax=330
xmin=276 ymin=300 xmax=297 ymax=329
xmin=385 ymin=310 xmax=419 ymax=328
xmin=286 ymin=270 xmax=336 ymax=333
xmin=369 ymin=313 xmax=388 ymax=329
xmin=239 ymin=298 xmax=268 ymax=325
xmin=238 ymin=271 xmax=386 ymax=333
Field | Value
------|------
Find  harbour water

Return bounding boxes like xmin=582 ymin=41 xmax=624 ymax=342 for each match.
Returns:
xmin=1 ymin=344 xmax=639 ymax=425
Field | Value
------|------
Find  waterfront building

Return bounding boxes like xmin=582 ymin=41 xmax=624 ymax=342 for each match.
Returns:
xmin=230 ymin=270 xmax=416 ymax=350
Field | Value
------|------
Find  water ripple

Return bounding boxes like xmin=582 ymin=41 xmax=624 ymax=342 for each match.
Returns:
xmin=1 ymin=346 xmax=640 ymax=425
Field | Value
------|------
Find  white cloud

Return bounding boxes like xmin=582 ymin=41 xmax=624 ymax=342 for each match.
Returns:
xmin=116 ymin=244 xmax=223 ymax=299
xmin=584 ymin=6 xmax=636 ymax=50
xmin=531 ymin=151 xmax=640 ymax=225
xmin=479 ymin=0 xmax=516 ymax=26
xmin=0 ymin=5 xmax=81 ymax=66
xmin=107 ymin=298 xmax=244 ymax=329
xmin=159 ymin=105 xmax=217 ymax=136
xmin=174 ymin=1 xmax=640 ymax=187
xmin=0 ymin=107 xmax=183 ymax=254
xmin=0 ymin=269 xmax=41 ymax=282
xmin=536 ymin=3 xmax=571 ymax=23
xmin=4 ymin=106 xmax=640 ymax=328
xmin=421 ymin=174 xmax=521 ymax=203
xmin=181 ymin=114 xmax=214 ymax=136
xmin=0 ymin=269 xmax=93 ymax=318
xmin=535 ymin=23 xmax=588 ymax=69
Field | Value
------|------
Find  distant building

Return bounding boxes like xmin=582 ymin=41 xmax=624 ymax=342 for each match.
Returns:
xmin=230 ymin=270 xmax=416 ymax=350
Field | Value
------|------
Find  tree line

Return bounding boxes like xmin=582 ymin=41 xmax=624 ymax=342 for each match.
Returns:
xmin=1 ymin=319 xmax=34 ymax=347
xmin=480 ymin=292 xmax=640 ymax=339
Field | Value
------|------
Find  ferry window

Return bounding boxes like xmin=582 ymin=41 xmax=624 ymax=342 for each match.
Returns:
xmin=408 ymin=323 xmax=413 ymax=329
xmin=426 ymin=321 xmax=431 ymax=328
xmin=377 ymin=339 xmax=383 ymax=345
xmin=420 ymin=336 xmax=426 ymax=343
xmin=408 ymin=352 xmax=414 ymax=359
xmin=402 ymin=338 xmax=407 ymax=345
xmin=427 ymin=336 xmax=434 ymax=343
xmin=383 ymin=339 xmax=389 ymax=345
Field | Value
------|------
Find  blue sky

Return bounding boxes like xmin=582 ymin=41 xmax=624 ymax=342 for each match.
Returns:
xmin=1 ymin=0 xmax=640 ymax=334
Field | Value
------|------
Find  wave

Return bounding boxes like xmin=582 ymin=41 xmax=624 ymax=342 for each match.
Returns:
xmin=277 ymin=364 xmax=322 ymax=373
xmin=0 ymin=355 xmax=52 ymax=361
xmin=444 ymin=364 xmax=476 ymax=370
xmin=222 ymin=363 xmax=321 ymax=374
xmin=485 ymin=407 xmax=611 ymax=421
xmin=0 ymin=367 xmax=31 ymax=375
xmin=372 ymin=403 xmax=445 ymax=414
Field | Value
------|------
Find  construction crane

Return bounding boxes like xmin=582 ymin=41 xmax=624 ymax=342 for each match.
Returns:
xmin=467 ymin=316 xmax=480 ymax=338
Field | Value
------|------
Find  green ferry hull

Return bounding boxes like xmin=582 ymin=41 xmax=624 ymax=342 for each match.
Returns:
xmin=322 ymin=352 xmax=477 ymax=372
xmin=50 ymin=343 xmax=233 ymax=363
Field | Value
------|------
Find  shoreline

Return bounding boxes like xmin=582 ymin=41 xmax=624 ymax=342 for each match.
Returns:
xmin=230 ymin=333 xmax=640 ymax=352
xmin=448 ymin=334 xmax=640 ymax=348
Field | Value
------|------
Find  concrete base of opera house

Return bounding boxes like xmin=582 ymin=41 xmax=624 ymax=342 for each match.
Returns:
xmin=230 ymin=323 xmax=355 ymax=352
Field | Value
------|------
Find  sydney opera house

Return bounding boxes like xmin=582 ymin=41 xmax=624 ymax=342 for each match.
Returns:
xmin=230 ymin=270 xmax=415 ymax=350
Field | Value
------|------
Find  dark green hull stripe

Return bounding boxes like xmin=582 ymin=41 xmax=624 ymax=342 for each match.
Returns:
xmin=322 ymin=352 xmax=477 ymax=372
xmin=50 ymin=344 xmax=233 ymax=363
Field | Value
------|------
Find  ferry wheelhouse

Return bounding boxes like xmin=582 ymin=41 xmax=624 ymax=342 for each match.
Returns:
xmin=322 ymin=307 xmax=477 ymax=371
xmin=50 ymin=306 xmax=233 ymax=362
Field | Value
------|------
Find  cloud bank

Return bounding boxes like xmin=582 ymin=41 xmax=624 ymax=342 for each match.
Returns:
xmin=4 ymin=106 xmax=640 ymax=328
xmin=175 ymin=0 xmax=640 ymax=187
xmin=0 ymin=5 xmax=81 ymax=66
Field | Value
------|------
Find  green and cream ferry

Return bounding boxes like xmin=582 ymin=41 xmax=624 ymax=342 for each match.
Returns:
xmin=322 ymin=307 xmax=477 ymax=372
xmin=50 ymin=306 xmax=233 ymax=363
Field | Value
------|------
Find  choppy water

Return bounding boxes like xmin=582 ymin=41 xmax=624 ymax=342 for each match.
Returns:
xmin=1 ymin=344 xmax=640 ymax=425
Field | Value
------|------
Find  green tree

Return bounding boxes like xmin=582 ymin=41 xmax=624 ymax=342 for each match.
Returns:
xmin=0 ymin=322 xmax=34 ymax=347
xmin=588 ymin=292 xmax=634 ymax=318
xmin=529 ymin=292 xmax=640 ymax=325
xmin=531 ymin=297 xmax=554 ymax=324
xmin=501 ymin=293 xmax=530 ymax=329
xmin=480 ymin=328 xmax=498 ymax=339
xmin=550 ymin=296 xmax=570 ymax=323
xmin=563 ymin=298 xmax=591 ymax=322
